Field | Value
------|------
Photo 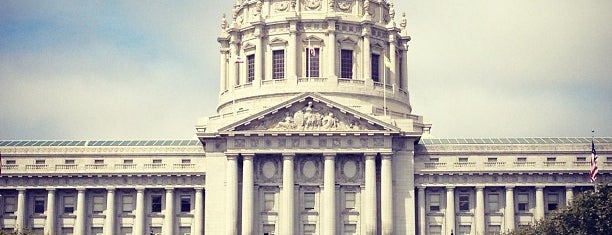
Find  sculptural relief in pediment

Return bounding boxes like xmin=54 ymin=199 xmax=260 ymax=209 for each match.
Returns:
xmin=234 ymin=99 xmax=385 ymax=132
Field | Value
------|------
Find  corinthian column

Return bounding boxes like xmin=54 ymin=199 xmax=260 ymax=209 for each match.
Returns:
xmin=381 ymin=153 xmax=393 ymax=235
xmin=15 ymin=188 xmax=26 ymax=232
xmin=194 ymin=187 xmax=204 ymax=235
xmin=282 ymin=153 xmax=295 ymax=235
xmin=504 ymin=186 xmax=515 ymax=231
xmin=242 ymin=154 xmax=255 ymax=235
xmin=105 ymin=188 xmax=116 ymax=235
xmin=163 ymin=188 xmax=175 ymax=235
xmin=134 ymin=187 xmax=145 ymax=235
xmin=417 ymin=187 xmax=426 ymax=235
xmin=226 ymin=154 xmax=239 ymax=235
xmin=74 ymin=188 xmax=87 ymax=235
xmin=364 ymin=153 xmax=377 ymax=235
xmin=323 ymin=153 xmax=336 ymax=235
xmin=535 ymin=186 xmax=545 ymax=220
xmin=475 ymin=186 xmax=485 ymax=235
xmin=44 ymin=188 xmax=56 ymax=235
xmin=445 ymin=186 xmax=455 ymax=235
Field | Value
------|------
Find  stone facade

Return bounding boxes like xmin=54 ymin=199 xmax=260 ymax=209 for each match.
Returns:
xmin=0 ymin=1 xmax=610 ymax=235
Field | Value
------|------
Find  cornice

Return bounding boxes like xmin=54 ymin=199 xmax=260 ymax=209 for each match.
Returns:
xmin=416 ymin=143 xmax=611 ymax=155
xmin=0 ymin=146 xmax=205 ymax=155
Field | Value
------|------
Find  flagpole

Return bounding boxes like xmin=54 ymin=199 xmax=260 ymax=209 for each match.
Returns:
xmin=307 ymin=38 xmax=311 ymax=79
xmin=383 ymin=63 xmax=387 ymax=117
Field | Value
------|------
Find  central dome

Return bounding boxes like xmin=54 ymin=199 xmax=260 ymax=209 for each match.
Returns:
xmin=216 ymin=0 xmax=411 ymax=117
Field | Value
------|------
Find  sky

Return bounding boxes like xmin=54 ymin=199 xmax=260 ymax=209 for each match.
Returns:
xmin=0 ymin=0 xmax=610 ymax=140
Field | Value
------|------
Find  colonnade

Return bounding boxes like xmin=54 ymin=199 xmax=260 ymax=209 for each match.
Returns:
xmin=416 ymin=185 xmax=577 ymax=235
xmin=226 ymin=152 xmax=394 ymax=235
xmin=5 ymin=187 xmax=204 ymax=235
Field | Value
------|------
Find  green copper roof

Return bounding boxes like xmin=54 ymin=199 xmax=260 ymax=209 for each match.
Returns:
xmin=418 ymin=137 xmax=612 ymax=145
xmin=0 ymin=140 xmax=201 ymax=147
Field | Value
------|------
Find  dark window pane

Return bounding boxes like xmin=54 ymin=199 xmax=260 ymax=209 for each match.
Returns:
xmin=273 ymin=50 xmax=285 ymax=79
xmin=371 ymin=54 xmax=380 ymax=82
xmin=340 ymin=50 xmax=353 ymax=79
xmin=247 ymin=54 xmax=255 ymax=83
xmin=305 ymin=48 xmax=320 ymax=77
xmin=34 ymin=199 xmax=45 ymax=213
xmin=151 ymin=195 xmax=162 ymax=213
xmin=181 ymin=196 xmax=191 ymax=212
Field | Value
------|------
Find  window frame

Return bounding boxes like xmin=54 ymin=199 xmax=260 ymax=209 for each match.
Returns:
xmin=371 ymin=54 xmax=380 ymax=82
xmin=4 ymin=196 xmax=17 ymax=214
xmin=92 ymin=195 xmax=105 ymax=214
xmin=517 ymin=193 xmax=529 ymax=212
xmin=33 ymin=196 xmax=46 ymax=214
xmin=340 ymin=49 xmax=353 ymax=79
xmin=180 ymin=195 xmax=191 ymax=213
xmin=122 ymin=194 xmax=134 ymax=213
xmin=458 ymin=193 xmax=470 ymax=212
xmin=63 ymin=195 xmax=76 ymax=214
xmin=428 ymin=193 xmax=441 ymax=212
xmin=305 ymin=48 xmax=320 ymax=78
xmin=151 ymin=195 xmax=163 ymax=213
xmin=247 ymin=54 xmax=255 ymax=83
xmin=272 ymin=50 xmax=285 ymax=80
xmin=303 ymin=192 xmax=316 ymax=210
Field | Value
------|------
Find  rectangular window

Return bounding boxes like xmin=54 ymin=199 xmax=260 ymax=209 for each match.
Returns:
xmin=458 ymin=157 xmax=469 ymax=163
xmin=181 ymin=159 xmax=191 ymax=164
xmin=547 ymin=157 xmax=556 ymax=162
xmin=344 ymin=224 xmax=357 ymax=235
xmin=459 ymin=194 xmax=470 ymax=212
xmin=152 ymin=159 xmax=162 ymax=164
xmin=4 ymin=196 xmax=17 ymax=214
xmin=122 ymin=195 xmax=134 ymax=212
xmin=429 ymin=157 xmax=439 ymax=163
xmin=91 ymin=227 xmax=103 ymax=235
xmin=517 ymin=157 xmax=527 ymax=162
xmin=63 ymin=196 xmax=75 ymax=214
xmin=488 ymin=157 xmax=497 ymax=162
xmin=547 ymin=193 xmax=559 ymax=211
xmin=576 ymin=157 xmax=586 ymax=162
xmin=458 ymin=225 xmax=472 ymax=235
xmin=263 ymin=224 xmax=275 ymax=235
xmin=487 ymin=225 xmax=501 ymax=235
xmin=6 ymin=160 xmax=16 ymax=165
xmin=94 ymin=159 xmax=104 ymax=164
xmin=34 ymin=196 xmax=45 ymax=213
xmin=151 ymin=195 xmax=162 ymax=213
xmin=429 ymin=225 xmax=442 ymax=235
xmin=150 ymin=227 xmax=161 ymax=235
xmin=518 ymin=193 xmax=529 ymax=212
xmin=120 ymin=227 xmax=132 ymax=235
xmin=65 ymin=159 xmax=75 ymax=164
xmin=305 ymin=48 xmax=320 ymax=77
xmin=487 ymin=194 xmax=500 ymax=213
xmin=304 ymin=192 xmax=315 ymax=210
xmin=371 ymin=54 xmax=380 ymax=82
xmin=93 ymin=195 xmax=105 ymax=213
xmin=180 ymin=195 xmax=191 ymax=212
xmin=264 ymin=192 xmax=275 ymax=211
xmin=123 ymin=159 xmax=133 ymax=164
xmin=35 ymin=159 xmax=45 ymax=164
xmin=429 ymin=193 xmax=440 ymax=212
xmin=303 ymin=224 xmax=316 ymax=234
xmin=273 ymin=50 xmax=285 ymax=79
xmin=61 ymin=227 xmax=74 ymax=235
xmin=340 ymin=49 xmax=353 ymax=79
xmin=179 ymin=226 xmax=191 ymax=235
xmin=345 ymin=192 xmax=356 ymax=209
xmin=247 ymin=54 xmax=255 ymax=83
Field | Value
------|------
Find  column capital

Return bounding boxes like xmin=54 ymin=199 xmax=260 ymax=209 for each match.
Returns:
xmin=242 ymin=153 xmax=255 ymax=160
xmin=535 ymin=185 xmax=546 ymax=190
xmin=475 ymin=186 xmax=485 ymax=191
xmin=17 ymin=187 xmax=27 ymax=192
xmin=46 ymin=188 xmax=56 ymax=191
xmin=165 ymin=187 xmax=175 ymax=191
xmin=417 ymin=186 xmax=427 ymax=190
xmin=323 ymin=153 xmax=336 ymax=160
xmin=226 ymin=154 xmax=239 ymax=160
xmin=76 ymin=187 xmax=86 ymax=192
xmin=282 ymin=152 xmax=295 ymax=160
xmin=106 ymin=187 xmax=116 ymax=192
xmin=505 ymin=186 xmax=515 ymax=190
xmin=566 ymin=186 xmax=574 ymax=190
xmin=381 ymin=153 xmax=393 ymax=160
xmin=365 ymin=153 xmax=377 ymax=160
xmin=446 ymin=186 xmax=455 ymax=190
xmin=135 ymin=187 xmax=146 ymax=192
xmin=194 ymin=187 xmax=204 ymax=191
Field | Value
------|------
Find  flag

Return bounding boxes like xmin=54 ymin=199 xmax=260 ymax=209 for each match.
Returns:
xmin=589 ymin=140 xmax=598 ymax=183
xmin=384 ymin=55 xmax=391 ymax=67
xmin=0 ymin=151 xmax=2 ymax=175
xmin=235 ymin=56 xmax=244 ymax=64
xmin=308 ymin=38 xmax=316 ymax=57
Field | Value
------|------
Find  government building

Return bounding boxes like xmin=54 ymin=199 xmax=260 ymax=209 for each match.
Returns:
xmin=0 ymin=1 xmax=610 ymax=235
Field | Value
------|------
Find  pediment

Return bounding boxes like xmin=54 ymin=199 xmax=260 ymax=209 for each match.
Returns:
xmin=220 ymin=93 xmax=400 ymax=133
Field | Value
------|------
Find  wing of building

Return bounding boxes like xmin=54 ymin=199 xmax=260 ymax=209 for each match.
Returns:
xmin=0 ymin=1 xmax=610 ymax=235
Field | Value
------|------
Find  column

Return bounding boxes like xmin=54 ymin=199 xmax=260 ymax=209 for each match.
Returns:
xmin=535 ymin=186 xmax=545 ymax=220
xmin=417 ymin=187 xmax=426 ymax=235
xmin=365 ymin=154 xmax=377 ymax=235
xmin=504 ymin=186 xmax=515 ymax=231
xmin=254 ymin=27 xmax=263 ymax=85
xmin=363 ymin=27 xmax=371 ymax=80
xmin=242 ymin=154 xmax=255 ymax=235
xmin=220 ymin=50 xmax=228 ymax=92
xmin=323 ymin=153 xmax=336 ymax=235
xmin=565 ymin=186 xmax=574 ymax=206
xmin=282 ymin=153 xmax=295 ymax=235
xmin=400 ymin=45 xmax=408 ymax=90
xmin=133 ymin=187 xmax=145 ymax=235
xmin=105 ymin=188 xmax=116 ymax=235
xmin=381 ymin=153 xmax=393 ymax=235
xmin=475 ymin=186 xmax=485 ymax=235
xmin=194 ymin=187 xmax=204 ymax=235
xmin=389 ymin=36 xmax=397 ymax=87
xmin=327 ymin=20 xmax=337 ymax=79
xmin=163 ymin=188 xmax=174 ymax=235
xmin=15 ymin=188 xmax=26 ymax=232
xmin=288 ymin=22 xmax=298 ymax=80
xmin=445 ymin=186 xmax=455 ymax=235
xmin=229 ymin=37 xmax=239 ymax=88
xmin=74 ymin=188 xmax=87 ymax=235
xmin=226 ymin=155 xmax=238 ymax=235
xmin=44 ymin=188 xmax=56 ymax=235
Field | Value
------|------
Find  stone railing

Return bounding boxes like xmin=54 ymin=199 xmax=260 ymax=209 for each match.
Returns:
xmin=25 ymin=164 xmax=48 ymax=170
xmin=55 ymin=164 xmax=78 ymax=170
xmin=416 ymin=159 xmax=600 ymax=173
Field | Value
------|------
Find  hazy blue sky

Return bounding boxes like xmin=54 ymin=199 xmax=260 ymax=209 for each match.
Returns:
xmin=1 ymin=1 xmax=610 ymax=140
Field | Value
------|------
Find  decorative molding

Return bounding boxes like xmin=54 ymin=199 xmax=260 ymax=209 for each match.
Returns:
xmin=302 ymin=0 xmax=322 ymax=11
xmin=0 ymin=175 xmax=205 ymax=189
